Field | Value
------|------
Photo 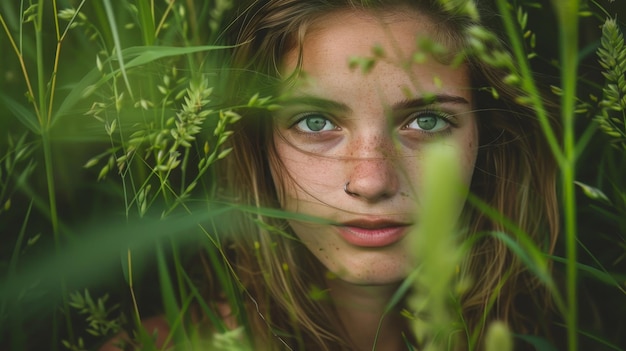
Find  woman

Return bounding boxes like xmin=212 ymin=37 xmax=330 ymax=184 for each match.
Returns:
xmin=213 ymin=0 xmax=559 ymax=350
xmin=102 ymin=0 xmax=559 ymax=350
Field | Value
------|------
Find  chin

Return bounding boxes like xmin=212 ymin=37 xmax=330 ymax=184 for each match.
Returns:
xmin=348 ymin=274 xmax=406 ymax=286
xmin=330 ymin=263 xmax=411 ymax=286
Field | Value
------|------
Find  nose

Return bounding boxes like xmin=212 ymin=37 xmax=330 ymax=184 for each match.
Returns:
xmin=344 ymin=145 xmax=400 ymax=203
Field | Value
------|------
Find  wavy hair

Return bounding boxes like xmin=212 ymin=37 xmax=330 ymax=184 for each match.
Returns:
xmin=208 ymin=0 xmax=560 ymax=349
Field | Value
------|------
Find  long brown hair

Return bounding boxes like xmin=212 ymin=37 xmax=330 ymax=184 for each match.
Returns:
xmin=210 ymin=0 xmax=560 ymax=349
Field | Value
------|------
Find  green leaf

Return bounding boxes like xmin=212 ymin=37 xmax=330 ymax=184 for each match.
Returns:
xmin=489 ymin=231 xmax=551 ymax=285
xmin=136 ymin=0 xmax=155 ymax=45
xmin=0 ymin=94 xmax=41 ymax=133
xmin=123 ymin=45 xmax=233 ymax=68
xmin=549 ymin=255 xmax=625 ymax=287
xmin=574 ymin=181 xmax=611 ymax=203
xmin=155 ymin=242 xmax=180 ymax=340
xmin=467 ymin=194 xmax=553 ymax=288
xmin=102 ymin=0 xmax=134 ymax=99
xmin=514 ymin=334 xmax=558 ymax=351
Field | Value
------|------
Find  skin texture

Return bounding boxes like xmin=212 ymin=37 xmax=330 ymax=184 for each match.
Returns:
xmin=273 ymin=9 xmax=478 ymax=285
xmin=270 ymin=9 xmax=479 ymax=349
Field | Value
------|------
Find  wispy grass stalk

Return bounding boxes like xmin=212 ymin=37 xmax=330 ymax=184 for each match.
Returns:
xmin=102 ymin=0 xmax=133 ymax=99
xmin=4 ymin=0 xmax=77 ymax=345
xmin=493 ymin=0 xmax=563 ymax=165
xmin=495 ymin=0 xmax=580 ymax=349
xmin=0 ymin=13 xmax=40 ymax=122
xmin=550 ymin=1 xmax=581 ymax=350
xmin=37 ymin=0 xmax=75 ymax=343
xmin=406 ymin=142 xmax=470 ymax=350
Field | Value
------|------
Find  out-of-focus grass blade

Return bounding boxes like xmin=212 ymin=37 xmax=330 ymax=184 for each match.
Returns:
xmin=223 ymin=202 xmax=334 ymax=224
xmin=468 ymin=193 xmax=555 ymax=289
xmin=136 ymin=0 xmax=155 ymax=46
xmin=558 ymin=329 xmax=624 ymax=351
xmin=373 ymin=269 xmax=421 ymax=349
xmin=402 ymin=141 xmax=467 ymax=349
xmin=180 ymin=269 xmax=227 ymax=333
xmin=122 ymin=45 xmax=233 ymax=67
xmin=0 ymin=94 xmax=41 ymax=134
xmin=489 ymin=231 xmax=552 ymax=286
xmin=0 ymin=201 xmax=33 ymax=335
xmin=550 ymin=255 xmax=625 ymax=289
xmin=513 ymin=334 xmax=560 ymax=351
xmin=102 ymin=0 xmax=134 ymax=99
xmin=155 ymin=242 xmax=185 ymax=344
xmin=0 ymin=204 xmax=232 ymax=303
xmin=55 ymin=44 xmax=232 ymax=121
xmin=198 ymin=224 xmax=252 ymax=333
xmin=383 ymin=269 xmax=420 ymax=315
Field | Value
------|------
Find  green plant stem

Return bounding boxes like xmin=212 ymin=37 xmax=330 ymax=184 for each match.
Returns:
xmin=47 ymin=0 xmax=62 ymax=125
xmin=35 ymin=0 xmax=76 ymax=345
xmin=496 ymin=0 xmax=579 ymax=349
xmin=494 ymin=0 xmax=564 ymax=165
xmin=102 ymin=0 xmax=134 ymax=99
xmin=29 ymin=4 xmax=58 ymax=241
xmin=181 ymin=147 xmax=190 ymax=193
xmin=552 ymin=1 xmax=580 ymax=350
xmin=136 ymin=0 xmax=155 ymax=45
xmin=35 ymin=0 xmax=47 ymax=125
xmin=562 ymin=165 xmax=578 ymax=351
xmin=42 ymin=127 xmax=77 ymax=350
xmin=31 ymin=0 xmax=61 ymax=259
xmin=185 ymin=0 xmax=199 ymax=45
xmin=127 ymin=249 xmax=142 ymax=324
xmin=0 ymin=13 xmax=41 ymax=124
xmin=155 ymin=0 xmax=176 ymax=38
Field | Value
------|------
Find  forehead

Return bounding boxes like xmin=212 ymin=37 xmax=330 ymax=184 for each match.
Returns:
xmin=310 ymin=7 xmax=434 ymax=40
xmin=283 ymin=7 xmax=444 ymax=69
xmin=280 ymin=8 xmax=470 ymax=103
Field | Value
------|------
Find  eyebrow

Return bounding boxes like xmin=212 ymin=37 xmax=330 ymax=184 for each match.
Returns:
xmin=278 ymin=93 xmax=469 ymax=112
xmin=392 ymin=94 xmax=470 ymax=110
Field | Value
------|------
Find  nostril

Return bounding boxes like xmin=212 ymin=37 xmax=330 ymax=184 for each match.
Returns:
xmin=344 ymin=182 xmax=360 ymax=197
xmin=344 ymin=157 xmax=400 ymax=202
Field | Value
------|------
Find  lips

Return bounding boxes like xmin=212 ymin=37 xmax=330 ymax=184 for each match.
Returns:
xmin=336 ymin=219 xmax=411 ymax=247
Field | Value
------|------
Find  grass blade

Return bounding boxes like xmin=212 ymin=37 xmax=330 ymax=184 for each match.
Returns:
xmin=0 ymin=94 xmax=41 ymax=133
xmin=136 ymin=0 xmax=155 ymax=45
xmin=101 ymin=0 xmax=134 ymax=99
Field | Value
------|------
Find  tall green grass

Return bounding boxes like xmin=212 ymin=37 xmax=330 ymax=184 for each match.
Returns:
xmin=0 ymin=0 xmax=625 ymax=350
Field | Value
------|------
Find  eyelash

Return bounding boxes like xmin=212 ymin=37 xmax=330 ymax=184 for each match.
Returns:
xmin=401 ymin=109 xmax=456 ymax=135
xmin=288 ymin=109 xmax=457 ymax=136
xmin=290 ymin=112 xmax=338 ymax=134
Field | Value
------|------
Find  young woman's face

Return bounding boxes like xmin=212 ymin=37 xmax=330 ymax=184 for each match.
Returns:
xmin=271 ymin=9 xmax=478 ymax=285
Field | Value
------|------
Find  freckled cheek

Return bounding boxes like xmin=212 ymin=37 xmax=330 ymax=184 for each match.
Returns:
xmin=460 ymin=125 xmax=480 ymax=182
xmin=271 ymin=141 xmax=343 ymax=201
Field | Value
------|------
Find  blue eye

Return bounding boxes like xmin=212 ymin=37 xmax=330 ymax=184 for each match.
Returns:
xmin=405 ymin=111 xmax=450 ymax=132
xmin=294 ymin=113 xmax=337 ymax=132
